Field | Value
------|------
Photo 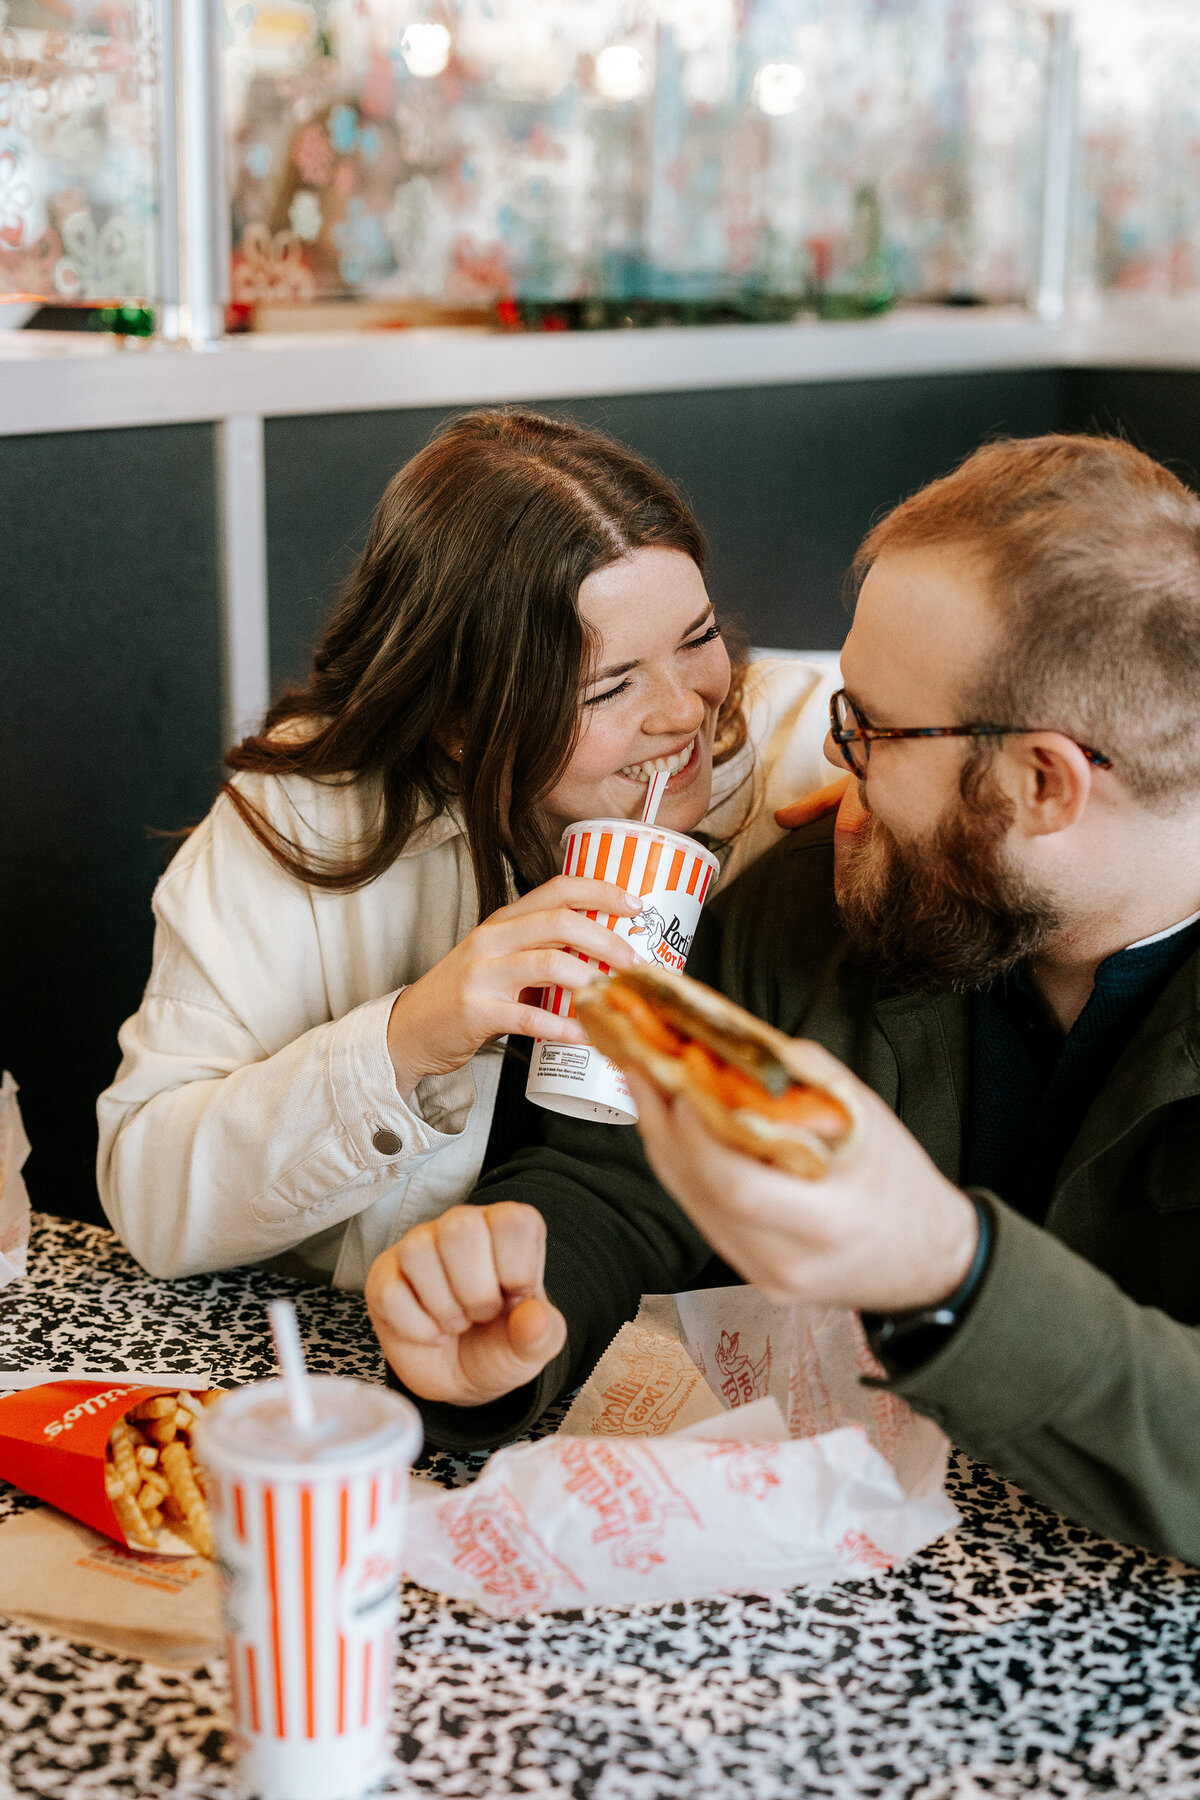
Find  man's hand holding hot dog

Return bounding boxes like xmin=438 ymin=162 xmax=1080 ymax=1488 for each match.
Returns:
xmin=365 ymin=1202 xmax=566 ymax=1406
xmin=623 ymin=1050 xmax=979 ymax=1316
xmin=371 ymin=1046 xmax=979 ymax=1412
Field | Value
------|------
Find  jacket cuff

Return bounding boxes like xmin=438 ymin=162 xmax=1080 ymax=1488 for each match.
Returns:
xmin=887 ymin=1194 xmax=1123 ymax=1443
xmin=327 ymin=992 xmax=472 ymax=1171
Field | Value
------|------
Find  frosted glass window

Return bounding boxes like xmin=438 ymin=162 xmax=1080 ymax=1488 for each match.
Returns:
xmin=10 ymin=0 xmax=1199 ymax=325
xmin=1073 ymin=0 xmax=1200 ymax=303
xmin=0 ymin=0 xmax=158 ymax=306
xmin=224 ymin=0 xmax=1051 ymax=317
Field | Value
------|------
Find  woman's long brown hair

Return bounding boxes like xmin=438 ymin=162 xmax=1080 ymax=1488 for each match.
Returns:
xmin=225 ymin=408 xmax=748 ymax=920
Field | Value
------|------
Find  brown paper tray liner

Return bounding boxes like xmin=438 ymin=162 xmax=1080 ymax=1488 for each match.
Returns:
xmin=0 ymin=1506 xmax=221 ymax=1666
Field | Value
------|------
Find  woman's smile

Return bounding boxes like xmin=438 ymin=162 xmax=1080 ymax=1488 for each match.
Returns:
xmin=617 ymin=734 xmax=701 ymax=790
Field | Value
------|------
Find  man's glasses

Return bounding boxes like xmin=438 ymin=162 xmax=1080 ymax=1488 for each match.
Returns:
xmin=828 ymin=689 xmax=1113 ymax=780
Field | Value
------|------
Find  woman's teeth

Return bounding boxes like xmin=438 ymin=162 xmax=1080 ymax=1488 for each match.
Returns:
xmin=619 ymin=738 xmax=695 ymax=783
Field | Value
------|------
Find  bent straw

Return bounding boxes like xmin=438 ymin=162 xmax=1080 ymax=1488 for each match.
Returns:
xmin=268 ymin=1298 xmax=316 ymax=1431
xmin=641 ymin=768 xmax=670 ymax=826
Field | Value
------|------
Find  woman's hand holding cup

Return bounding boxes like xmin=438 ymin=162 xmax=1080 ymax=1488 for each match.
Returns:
xmin=385 ymin=875 xmax=643 ymax=1100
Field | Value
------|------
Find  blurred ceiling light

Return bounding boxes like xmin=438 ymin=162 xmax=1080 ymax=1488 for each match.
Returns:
xmin=594 ymin=43 xmax=650 ymax=102
xmin=682 ymin=48 xmax=733 ymax=108
xmin=753 ymin=59 xmax=806 ymax=116
xmin=400 ymin=21 xmax=452 ymax=77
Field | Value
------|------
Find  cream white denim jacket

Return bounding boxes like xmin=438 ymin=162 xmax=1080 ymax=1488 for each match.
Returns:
xmin=97 ymin=657 xmax=838 ymax=1289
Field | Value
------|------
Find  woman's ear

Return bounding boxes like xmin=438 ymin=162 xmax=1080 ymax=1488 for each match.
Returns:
xmin=1011 ymin=733 xmax=1094 ymax=838
xmin=435 ymin=726 xmax=464 ymax=764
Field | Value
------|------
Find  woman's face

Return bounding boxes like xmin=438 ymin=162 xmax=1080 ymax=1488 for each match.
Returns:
xmin=542 ymin=547 xmax=733 ymax=838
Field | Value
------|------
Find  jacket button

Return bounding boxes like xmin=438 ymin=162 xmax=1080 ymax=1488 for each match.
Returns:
xmin=372 ymin=1128 xmax=402 ymax=1156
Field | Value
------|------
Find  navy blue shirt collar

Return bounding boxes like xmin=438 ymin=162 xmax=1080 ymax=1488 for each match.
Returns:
xmin=964 ymin=914 xmax=1200 ymax=1223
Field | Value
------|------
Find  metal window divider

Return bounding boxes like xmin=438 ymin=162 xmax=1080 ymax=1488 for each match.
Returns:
xmin=154 ymin=0 xmax=269 ymax=741
xmin=216 ymin=415 xmax=272 ymax=748
xmin=155 ymin=0 xmax=229 ymax=346
xmin=1035 ymin=8 xmax=1079 ymax=326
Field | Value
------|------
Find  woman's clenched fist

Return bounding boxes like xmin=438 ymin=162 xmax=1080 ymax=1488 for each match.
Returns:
xmin=365 ymin=1202 xmax=567 ymax=1407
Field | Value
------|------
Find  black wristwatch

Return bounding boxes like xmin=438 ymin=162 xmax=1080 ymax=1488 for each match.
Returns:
xmin=862 ymin=1190 xmax=995 ymax=1378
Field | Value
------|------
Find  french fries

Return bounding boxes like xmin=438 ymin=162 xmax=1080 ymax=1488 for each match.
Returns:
xmin=103 ymin=1390 xmax=220 ymax=1557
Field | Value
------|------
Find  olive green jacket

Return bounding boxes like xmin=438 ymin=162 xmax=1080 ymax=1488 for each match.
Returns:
xmin=421 ymin=820 xmax=1200 ymax=1566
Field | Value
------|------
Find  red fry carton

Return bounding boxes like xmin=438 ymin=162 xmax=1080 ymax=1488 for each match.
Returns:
xmin=0 ymin=1380 xmax=211 ymax=1553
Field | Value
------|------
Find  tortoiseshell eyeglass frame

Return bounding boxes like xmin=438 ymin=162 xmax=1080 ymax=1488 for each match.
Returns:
xmin=829 ymin=689 xmax=1113 ymax=779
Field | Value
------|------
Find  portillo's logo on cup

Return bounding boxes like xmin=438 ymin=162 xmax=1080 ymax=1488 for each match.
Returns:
xmin=525 ymin=819 xmax=719 ymax=1125
xmin=628 ymin=905 xmax=694 ymax=971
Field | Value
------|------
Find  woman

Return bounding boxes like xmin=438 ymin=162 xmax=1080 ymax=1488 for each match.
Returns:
xmin=98 ymin=409 xmax=836 ymax=1287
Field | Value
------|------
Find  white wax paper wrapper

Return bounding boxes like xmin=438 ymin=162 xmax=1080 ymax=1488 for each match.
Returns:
xmin=0 ymin=1073 xmax=31 ymax=1287
xmin=405 ymin=1287 xmax=959 ymax=1616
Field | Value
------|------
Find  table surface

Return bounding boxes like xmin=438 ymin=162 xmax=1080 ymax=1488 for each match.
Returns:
xmin=1 ymin=1214 xmax=1198 ymax=1800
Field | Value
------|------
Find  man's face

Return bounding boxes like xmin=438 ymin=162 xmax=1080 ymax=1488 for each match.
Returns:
xmin=829 ymin=546 xmax=1059 ymax=991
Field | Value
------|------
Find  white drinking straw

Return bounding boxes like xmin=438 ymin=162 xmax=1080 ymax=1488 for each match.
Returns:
xmin=641 ymin=768 xmax=670 ymax=826
xmin=268 ymin=1298 xmax=316 ymax=1431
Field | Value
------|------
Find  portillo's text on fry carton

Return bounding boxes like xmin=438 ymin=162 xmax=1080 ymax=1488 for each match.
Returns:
xmin=0 ymin=1378 xmax=215 ymax=1555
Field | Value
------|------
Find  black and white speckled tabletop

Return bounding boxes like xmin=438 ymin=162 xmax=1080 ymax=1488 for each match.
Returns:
xmin=1 ymin=1213 xmax=1199 ymax=1800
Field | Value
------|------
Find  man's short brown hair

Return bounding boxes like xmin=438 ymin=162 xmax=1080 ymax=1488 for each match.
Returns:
xmin=853 ymin=434 xmax=1200 ymax=809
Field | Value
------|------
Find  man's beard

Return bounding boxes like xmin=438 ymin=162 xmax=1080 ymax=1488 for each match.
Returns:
xmin=836 ymin=771 xmax=1059 ymax=993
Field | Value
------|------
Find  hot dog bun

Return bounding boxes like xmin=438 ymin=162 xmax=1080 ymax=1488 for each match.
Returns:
xmin=575 ymin=964 xmax=862 ymax=1177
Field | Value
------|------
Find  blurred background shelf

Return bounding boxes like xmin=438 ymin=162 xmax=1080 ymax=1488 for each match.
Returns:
xmin=8 ymin=299 xmax=1200 ymax=434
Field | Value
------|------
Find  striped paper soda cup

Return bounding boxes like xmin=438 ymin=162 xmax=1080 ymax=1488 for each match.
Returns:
xmin=525 ymin=818 xmax=720 ymax=1125
xmin=194 ymin=1379 xmax=422 ymax=1800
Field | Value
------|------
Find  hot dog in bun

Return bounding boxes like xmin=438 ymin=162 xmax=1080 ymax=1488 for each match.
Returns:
xmin=575 ymin=964 xmax=862 ymax=1178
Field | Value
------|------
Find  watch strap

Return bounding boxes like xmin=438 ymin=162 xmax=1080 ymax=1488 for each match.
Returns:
xmin=862 ymin=1189 xmax=996 ymax=1378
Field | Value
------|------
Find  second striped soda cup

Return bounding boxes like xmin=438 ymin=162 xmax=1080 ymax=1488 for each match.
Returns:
xmin=194 ymin=1377 xmax=422 ymax=1800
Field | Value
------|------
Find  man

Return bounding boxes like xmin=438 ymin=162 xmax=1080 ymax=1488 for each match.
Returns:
xmin=366 ymin=435 xmax=1200 ymax=1563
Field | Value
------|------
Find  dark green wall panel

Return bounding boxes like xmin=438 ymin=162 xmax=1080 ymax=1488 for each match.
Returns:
xmin=265 ymin=407 xmax=447 ymax=690
xmin=265 ymin=370 xmax=1062 ymax=688
xmin=0 ymin=426 xmax=224 ymax=1225
xmin=1061 ymin=370 xmax=1200 ymax=486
